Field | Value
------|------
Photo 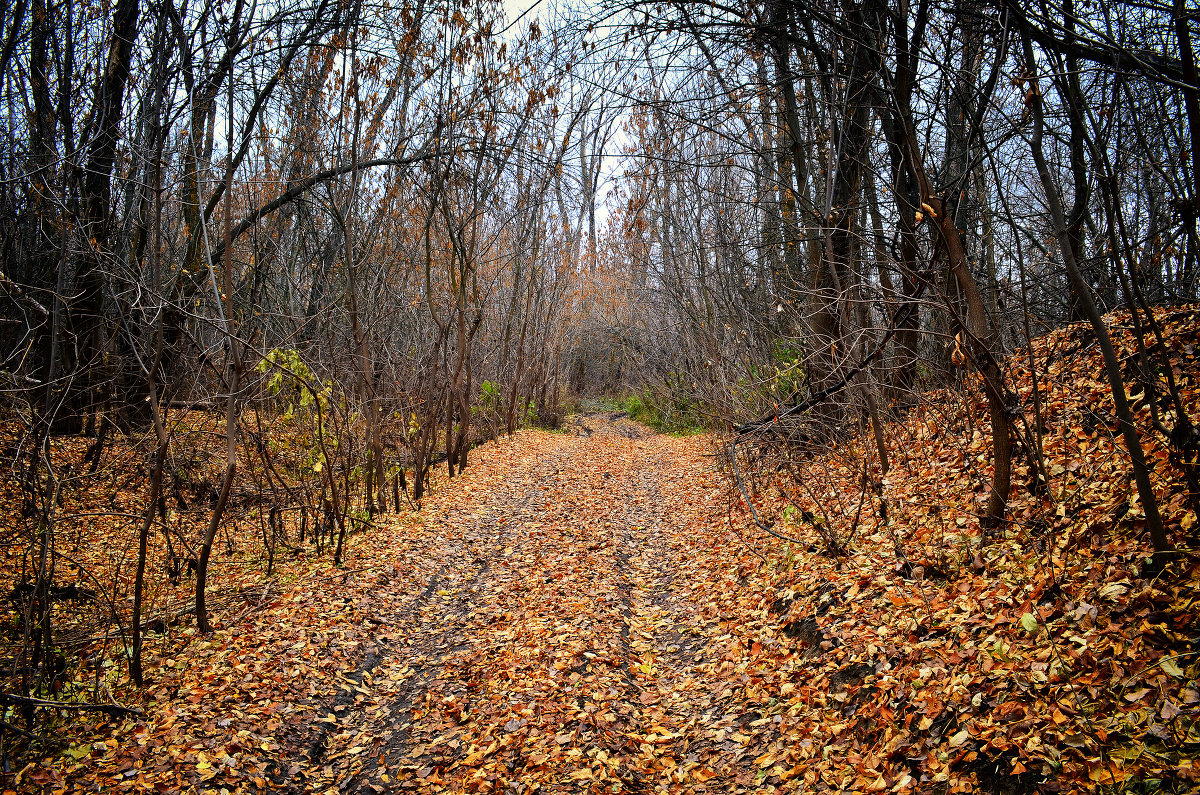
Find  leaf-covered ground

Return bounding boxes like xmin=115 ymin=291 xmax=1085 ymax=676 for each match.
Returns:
xmin=20 ymin=414 xmax=772 ymax=793
xmin=11 ymin=309 xmax=1200 ymax=794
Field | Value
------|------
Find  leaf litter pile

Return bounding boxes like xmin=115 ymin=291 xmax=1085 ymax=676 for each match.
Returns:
xmin=8 ymin=308 xmax=1200 ymax=794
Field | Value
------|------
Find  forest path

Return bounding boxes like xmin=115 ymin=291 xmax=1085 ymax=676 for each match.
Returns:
xmin=300 ymin=415 xmax=780 ymax=794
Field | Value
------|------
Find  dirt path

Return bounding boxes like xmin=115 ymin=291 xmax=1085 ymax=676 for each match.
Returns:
xmin=296 ymin=416 xmax=782 ymax=794
xmin=32 ymin=313 xmax=1200 ymax=795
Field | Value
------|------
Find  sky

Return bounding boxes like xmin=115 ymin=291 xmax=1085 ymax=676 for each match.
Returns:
xmin=502 ymin=0 xmax=545 ymax=27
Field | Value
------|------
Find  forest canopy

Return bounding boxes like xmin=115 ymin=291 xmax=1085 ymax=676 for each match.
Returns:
xmin=2 ymin=0 xmax=1199 ymax=787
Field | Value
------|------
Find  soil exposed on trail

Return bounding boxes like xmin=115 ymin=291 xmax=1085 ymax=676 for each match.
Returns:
xmin=297 ymin=414 xmax=767 ymax=793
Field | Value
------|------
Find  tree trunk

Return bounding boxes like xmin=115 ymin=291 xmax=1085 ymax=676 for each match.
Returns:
xmin=63 ymin=0 xmax=140 ymax=430
xmin=1023 ymin=32 xmax=1170 ymax=561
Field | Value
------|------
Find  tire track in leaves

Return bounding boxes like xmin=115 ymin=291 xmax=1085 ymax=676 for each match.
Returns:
xmin=280 ymin=516 xmax=465 ymax=789
xmin=293 ymin=435 xmax=580 ymax=793
xmin=319 ymin=418 xmax=774 ymax=793
xmin=617 ymin=442 xmax=763 ymax=790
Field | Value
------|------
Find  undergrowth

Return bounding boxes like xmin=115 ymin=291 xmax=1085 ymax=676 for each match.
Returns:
xmin=623 ymin=390 xmax=708 ymax=435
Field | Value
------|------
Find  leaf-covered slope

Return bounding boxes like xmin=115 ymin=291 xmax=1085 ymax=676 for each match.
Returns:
xmin=730 ymin=307 xmax=1200 ymax=793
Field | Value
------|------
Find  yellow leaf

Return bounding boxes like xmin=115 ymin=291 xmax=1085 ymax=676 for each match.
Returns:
xmin=1161 ymin=658 xmax=1185 ymax=677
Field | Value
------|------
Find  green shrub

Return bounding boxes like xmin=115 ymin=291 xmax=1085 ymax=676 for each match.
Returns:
xmin=623 ymin=388 xmax=706 ymax=435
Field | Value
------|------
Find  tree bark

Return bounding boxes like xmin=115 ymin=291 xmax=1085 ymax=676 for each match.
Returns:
xmin=1022 ymin=31 xmax=1170 ymax=560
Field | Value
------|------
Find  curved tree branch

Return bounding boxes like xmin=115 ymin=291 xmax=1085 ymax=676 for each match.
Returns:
xmin=206 ymin=151 xmax=439 ymax=268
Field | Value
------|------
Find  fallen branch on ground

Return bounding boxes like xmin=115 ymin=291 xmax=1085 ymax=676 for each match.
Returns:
xmin=0 ymin=693 xmax=142 ymax=718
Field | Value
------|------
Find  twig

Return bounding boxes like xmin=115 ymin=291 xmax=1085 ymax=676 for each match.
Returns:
xmin=0 ymin=717 xmax=36 ymax=739
xmin=727 ymin=439 xmax=804 ymax=546
xmin=0 ymin=693 xmax=141 ymax=718
xmin=0 ymin=270 xmax=49 ymax=320
xmin=735 ymin=279 xmax=929 ymax=435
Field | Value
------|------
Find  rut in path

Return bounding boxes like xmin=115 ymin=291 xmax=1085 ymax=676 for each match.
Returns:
xmin=303 ymin=416 xmax=790 ymax=794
